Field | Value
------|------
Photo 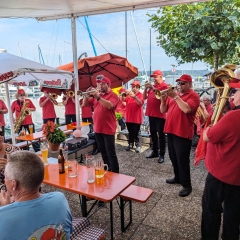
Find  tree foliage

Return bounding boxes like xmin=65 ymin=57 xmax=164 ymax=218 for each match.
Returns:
xmin=148 ymin=0 xmax=240 ymax=70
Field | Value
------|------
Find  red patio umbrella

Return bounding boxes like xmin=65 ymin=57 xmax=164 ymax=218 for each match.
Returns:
xmin=58 ymin=53 xmax=138 ymax=91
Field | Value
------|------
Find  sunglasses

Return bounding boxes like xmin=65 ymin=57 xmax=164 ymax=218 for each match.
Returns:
xmin=230 ymin=89 xmax=240 ymax=94
xmin=96 ymin=74 xmax=104 ymax=81
xmin=177 ymin=81 xmax=186 ymax=85
xmin=18 ymin=94 xmax=25 ymax=97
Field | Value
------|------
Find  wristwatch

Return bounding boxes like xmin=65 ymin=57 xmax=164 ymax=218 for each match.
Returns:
xmin=96 ymin=96 xmax=101 ymax=101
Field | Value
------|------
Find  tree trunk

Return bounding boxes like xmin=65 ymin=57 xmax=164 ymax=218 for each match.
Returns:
xmin=213 ymin=51 xmax=219 ymax=70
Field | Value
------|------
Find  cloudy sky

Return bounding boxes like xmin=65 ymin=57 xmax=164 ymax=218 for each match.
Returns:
xmin=0 ymin=9 xmax=207 ymax=73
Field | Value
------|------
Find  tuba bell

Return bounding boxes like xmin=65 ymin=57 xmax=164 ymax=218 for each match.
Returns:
xmin=209 ymin=67 xmax=237 ymax=125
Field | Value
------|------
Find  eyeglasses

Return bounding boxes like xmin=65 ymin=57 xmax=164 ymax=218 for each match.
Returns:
xmin=230 ymin=89 xmax=240 ymax=94
xmin=18 ymin=94 xmax=25 ymax=97
xmin=177 ymin=81 xmax=186 ymax=85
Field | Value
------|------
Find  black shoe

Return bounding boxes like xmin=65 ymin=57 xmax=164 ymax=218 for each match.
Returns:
xmin=126 ymin=144 xmax=133 ymax=151
xmin=158 ymin=156 xmax=164 ymax=163
xmin=92 ymin=148 xmax=100 ymax=155
xmin=146 ymin=151 xmax=159 ymax=158
xmin=179 ymin=187 xmax=192 ymax=197
xmin=166 ymin=178 xmax=180 ymax=184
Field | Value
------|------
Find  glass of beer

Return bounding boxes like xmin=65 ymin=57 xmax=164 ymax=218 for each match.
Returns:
xmin=29 ymin=124 xmax=33 ymax=134
xmin=94 ymin=159 xmax=108 ymax=178
xmin=41 ymin=143 xmax=48 ymax=166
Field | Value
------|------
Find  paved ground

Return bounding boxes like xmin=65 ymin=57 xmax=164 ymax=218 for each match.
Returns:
xmin=42 ymin=139 xmax=209 ymax=240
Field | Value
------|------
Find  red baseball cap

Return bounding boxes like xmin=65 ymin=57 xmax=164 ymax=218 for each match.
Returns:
xmin=131 ymin=80 xmax=141 ymax=86
xmin=176 ymin=74 xmax=192 ymax=83
xmin=119 ymin=88 xmax=126 ymax=93
xmin=17 ymin=89 xmax=25 ymax=95
xmin=96 ymin=75 xmax=111 ymax=85
xmin=150 ymin=70 xmax=163 ymax=77
xmin=229 ymin=81 xmax=240 ymax=89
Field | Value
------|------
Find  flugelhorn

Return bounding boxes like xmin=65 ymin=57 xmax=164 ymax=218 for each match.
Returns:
xmin=154 ymin=85 xmax=175 ymax=99
xmin=67 ymin=90 xmax=74 ymax=97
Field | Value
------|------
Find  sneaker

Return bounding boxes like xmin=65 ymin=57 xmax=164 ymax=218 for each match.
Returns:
xmin=135 ymin=146 xmax=141 ymax=153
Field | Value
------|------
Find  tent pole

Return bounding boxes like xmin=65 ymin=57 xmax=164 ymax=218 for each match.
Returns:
xmin=4 ymin=83 xmax=16 ymax=144
xmin=71 ymin=16 xmax=80 ymax=127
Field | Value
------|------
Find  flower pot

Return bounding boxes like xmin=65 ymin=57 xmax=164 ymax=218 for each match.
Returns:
xmin=48 ymin=141 xmax=61 ymax=151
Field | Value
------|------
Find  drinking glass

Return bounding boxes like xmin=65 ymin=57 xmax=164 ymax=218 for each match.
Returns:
xmin=41 ymin=143 xmax=48 ymax=166
xmin=86 ymin=157 xmax=95 ymax=183
xmin=29 ymin=124 xmax=33 ymax=134
xmin=94 ymin=159 xmax=108 ymax=178
xmin=68 ymin=159 xmax=78 ymax=178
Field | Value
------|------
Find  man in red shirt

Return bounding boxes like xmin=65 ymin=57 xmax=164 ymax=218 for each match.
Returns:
xmin=62 ymin=91 xmax=76 ymax=124
xmin=39 ymin=90 xmax=58 ymax=124
xmin=160 ymin=74 xmax=200 ymax=197
xmin=116 ymin=88 xmax=126 ymax=131
xmin=11 ymin=89 xmax=40 ymax=152
xmin=83 ymin=75 xmax=119 ymax=173
xmin=0 ymin=99 xmax=8 ymax=137
xmin=143 ymin=70 xmax=168 ymax=163
xmin=201 ymin=81 xmax=240 ymax=240
xmin=125 ymin=81 xmax=144 ymax=153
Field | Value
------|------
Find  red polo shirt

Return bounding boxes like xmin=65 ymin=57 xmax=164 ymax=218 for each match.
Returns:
xmin=63 ymin=97 xmax=76 ymax=115
xmin=88 ymin=90 xmax=119 ymax=135
xmin=205 ymin=109 xmax=240 ymax=186
xmin=145 ymin=81 xmax=168 ymax=118
xmin=79 ymin=99 xmax=92 ymax=118
xmin=11 ymin=99 xmax=35 ymax=125
xmin=39 ymin=96 xmax=56 ymax=119
xmin=0 ymin=100 xmax=7 ymax=126
xmin=125 ymin=92 xmax=144 ymax=124
xmin=164 ymin=89 xmax=200 ymax=139
xmin=116 ymin=99 xmax=126 ymax=118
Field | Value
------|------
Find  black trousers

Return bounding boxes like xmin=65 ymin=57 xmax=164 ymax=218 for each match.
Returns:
xmin=95 ymin=133 xmax=119 ymax=173
xmin=19 ymin=124 xmax=41 ymax=152
xmin=167 ymin=133 xmax=192 ymax=188
xmin=201 ymin=173 xmax=240 ymax=240
xmin=65 ymin=114 xmax=76 ymax=124
xmin=149 ymin=116 xmax=166 ymax=156
xmin=43 ymin=118 xmax=55 ymax=124
xmin=118 ymin=117 xmax=126 ymax=131
xmin=126 ymin=122 xmax=141 ymax=147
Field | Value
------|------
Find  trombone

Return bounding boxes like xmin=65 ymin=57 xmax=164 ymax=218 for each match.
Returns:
xmin=67 ymin=90 xmax=74 ymax=97
xmin=49 ymin=93 xmax=58 ymax=100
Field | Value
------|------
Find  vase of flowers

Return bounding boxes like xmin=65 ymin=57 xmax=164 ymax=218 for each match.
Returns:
xmin=42 ymin=121 xmax=66 ymax=151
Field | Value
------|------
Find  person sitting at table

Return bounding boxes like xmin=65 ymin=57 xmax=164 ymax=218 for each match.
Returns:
xmin=0 ymin=151 xmax=73 ymax=239
xmin=11 ymin=89 xmax=40 ymax=152
xmin=63 ymin=91 xmax=76 ymax=124
xmin=0 ymin=99 xmax=8 ymax=138
xmin=39 ymin=89 xmax=58 ymax=124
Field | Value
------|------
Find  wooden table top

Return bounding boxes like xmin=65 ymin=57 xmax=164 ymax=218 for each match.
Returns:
xmin=16 ymin=122 xmax=91 ymax=141
xmin=43 ymin=164 xmax=136 ymax=202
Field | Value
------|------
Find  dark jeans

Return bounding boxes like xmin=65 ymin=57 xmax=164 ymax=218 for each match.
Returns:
xmin=65 ymin=114 xmax=76 ymax=124
xmin=167 ymin=133 xmax=192 ymax=188
xmin=95 ymin=133 xmax=119 ymax=173
xmin=126 ymin=122 xmax=141 ymax=147
xmin=43 ymin=118 xmax=55 ymax=124
xmin=201 ymin=173 xmax=240 ymax=240
xmin=118 ymin=117 xmax=126 ymax=131
xmin=149 ymin=116 xmax=166 ymax=156
xmin=19 ymin=124 xmax=41 ymax=152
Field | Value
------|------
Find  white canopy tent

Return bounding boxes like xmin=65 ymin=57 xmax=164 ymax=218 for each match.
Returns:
xmin=0 ymin=0 xmax=209 ymax=145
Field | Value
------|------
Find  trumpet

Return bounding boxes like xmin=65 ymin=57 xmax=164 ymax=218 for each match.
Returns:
xmin=78 ymin=89 xmax=97 ymax=98
xmin=50 ymin=93 xmax=58 ymax=100
xmin=140 ymin=81 xmax=154 ymax=89
xmin=67 ymin=90 xmax=74 ymax=97
xmin=154 ymin=85 xmax=175 ymax=99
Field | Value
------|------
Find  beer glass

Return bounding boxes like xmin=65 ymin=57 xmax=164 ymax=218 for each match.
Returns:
xmin=94 ymin=159 xmax=108 ymax=178
xmin=29 ymin=124 xmax=33 ymax=134
xmin=41 ymin=143 xmax=48 ymax=166
xmin=68 ymin=159 xmax=78 ymax=178
xmin=86 ymin=157 xmax=95 ymax=183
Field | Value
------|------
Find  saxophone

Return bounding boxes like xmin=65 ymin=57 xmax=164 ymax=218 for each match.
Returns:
xmin=14 ymin=101 xmax=31 ymax=133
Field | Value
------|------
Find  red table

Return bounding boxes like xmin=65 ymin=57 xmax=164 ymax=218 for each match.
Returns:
xmin=43 ymin=164 xmax=135 ymax=239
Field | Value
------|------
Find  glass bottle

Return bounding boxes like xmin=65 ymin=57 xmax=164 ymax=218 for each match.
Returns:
xmin=58 ymin=149 xmax=65 ymax=174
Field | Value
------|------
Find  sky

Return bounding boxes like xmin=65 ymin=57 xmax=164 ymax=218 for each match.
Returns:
xmin=0 ymin=9 xmax=208 ymax=73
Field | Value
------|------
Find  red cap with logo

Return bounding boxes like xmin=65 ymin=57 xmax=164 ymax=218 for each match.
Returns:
xmin=150 ymin=70 xmax=164 ymax=77
xmin=176 ymin=74 xmax=192 ymax=83
xmin=229 ymin=81 xmax=240 ymax=88
xmin=17 ymin=89 xmax=26 ymax=95
xmin=131 ymin=80 xmax=141 ymax=86
xmin=96 ymin=75 xmax=111 ymax=85
xmin=119 ymin=88 xmax=126 ymax=93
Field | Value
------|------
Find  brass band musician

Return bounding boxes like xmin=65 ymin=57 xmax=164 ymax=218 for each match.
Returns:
xmin=62 ymin=90 xmax=76 ymax=124
xmin=39 ymin=90 xmax=58 ymax=124
xmin=0 ymin=99 xmax=8 ymax=137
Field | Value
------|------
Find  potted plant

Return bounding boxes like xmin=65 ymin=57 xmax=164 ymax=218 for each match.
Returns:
xmin=42 ymin=121 xmax=66 ymax=151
